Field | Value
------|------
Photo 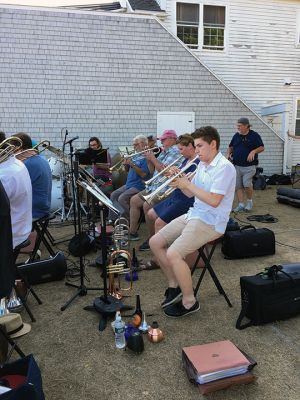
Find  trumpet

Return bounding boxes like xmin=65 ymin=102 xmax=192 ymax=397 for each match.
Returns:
xmin=0 ymin=137 xmax=23 ymax=163
xmin=141 ymin=157 xmax=199 ymax=205
xmin=144 ymin=155 xmax=185 ymax=187
xmin=124 ymin=146 xmax=161 ymax=160
xmin=109 ymin=146 xmax=161 ymax=172
xmin=107 ymin=249 xmax=132 ymax=299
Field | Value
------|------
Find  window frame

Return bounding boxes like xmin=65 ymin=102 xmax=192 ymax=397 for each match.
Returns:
xmin=175 ymin=1 xmax=228 ymax=52
xmin=296 ymin=10 xmax=300 ymax=47
xmin=295 ymin=98 xmax=300 ymax=136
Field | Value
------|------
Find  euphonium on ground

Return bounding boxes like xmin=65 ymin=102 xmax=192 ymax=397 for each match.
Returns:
xmin=107 ymin=249 xmax=132 ymax=299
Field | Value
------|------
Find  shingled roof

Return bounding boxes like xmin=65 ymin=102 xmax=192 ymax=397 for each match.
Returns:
xmin=63 ymin=3 xmax=122 ymax=12
xmin=128 ymin=0 xmax=162 ymax=12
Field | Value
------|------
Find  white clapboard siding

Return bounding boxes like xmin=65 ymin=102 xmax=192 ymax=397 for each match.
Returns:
xmin=163 ymin=0 xmax=300 ymax=166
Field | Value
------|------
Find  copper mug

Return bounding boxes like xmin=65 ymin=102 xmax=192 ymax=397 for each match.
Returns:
xmin=147 ymin=321 xmax=164 ymax=343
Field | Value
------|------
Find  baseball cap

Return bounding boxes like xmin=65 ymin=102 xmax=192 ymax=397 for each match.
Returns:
xmin=159 ymin=130 xmax=177 ymax=141
xmin=237 ymin=118 xmax=250 ymax=126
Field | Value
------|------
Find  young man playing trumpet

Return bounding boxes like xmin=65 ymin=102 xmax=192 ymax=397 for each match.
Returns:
xmin=149 ymin=126 xmax=236 ymax=317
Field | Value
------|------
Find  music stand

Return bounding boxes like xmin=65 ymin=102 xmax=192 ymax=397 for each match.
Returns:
xmin=75 ymin=180 xmax=132 ymax=330
xmin=60 ymin=161 xmax=102 ymax=311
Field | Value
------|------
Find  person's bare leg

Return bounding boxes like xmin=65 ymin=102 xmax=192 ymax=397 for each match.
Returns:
xmin=236 ymin=188 xmax=245 ymax=203
xmin=245 ymin=186 xmax=253 ymax=200
xmin=129 ymin=194 xmax=144 ymax=234
xmin=166 ymin=248 xmax=196 ymax=309
xmin=144 ymin=202 xmax=154 ymax=237
xmin=149 ymin=233 xmax=177 ymax=287
xmin=154 ymin=217 xmax=167 ymax=233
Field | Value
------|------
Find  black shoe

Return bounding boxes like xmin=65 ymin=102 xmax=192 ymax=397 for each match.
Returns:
xmin=163 ymin=300 xmax=200 ymax=318
xmin=139 ymin=239 xmax=150 ymax=251
xmin=129 ymin=232 xmax=140 ymax=241
xmin=161 ymin=287 xmax=182 ymax=309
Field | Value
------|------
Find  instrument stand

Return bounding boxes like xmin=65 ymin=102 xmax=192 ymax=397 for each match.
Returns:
xmin=60 ymin=159 xmax=101 ymax=311
xmin=84 ymin=205 xmax=132 ymax=331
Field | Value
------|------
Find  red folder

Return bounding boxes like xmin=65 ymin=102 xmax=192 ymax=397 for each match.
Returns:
xmin=182 ymin=340 xmax=250 ymax=377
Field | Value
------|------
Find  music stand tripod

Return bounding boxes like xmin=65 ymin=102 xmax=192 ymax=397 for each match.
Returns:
xmin=77 ymin=180 xmax=133 ymax=331
xmin=60 ymin=159 xmax=101 ymax=311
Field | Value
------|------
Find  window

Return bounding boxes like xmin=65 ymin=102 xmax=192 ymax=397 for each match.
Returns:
xmin=203 ymin=5 xmax=225 ymax=50
xmin=296 ymin=100 xmax=300 ymax=136
xmin=176 ymin=2 xmax=226 ymax=50
xmin=297 ymin=11 xmax=300 ymax=45
xmin=177 ymin=3 xmax=199 ymax=49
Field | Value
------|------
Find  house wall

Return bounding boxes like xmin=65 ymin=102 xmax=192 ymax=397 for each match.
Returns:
xmin=0 ymin=5 xmax=283 ymax=173
xmin=163 ymin=0 xmax=300 ymax=166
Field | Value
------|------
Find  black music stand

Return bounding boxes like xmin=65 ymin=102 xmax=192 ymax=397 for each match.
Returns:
xmin=78 ymin=180 xmax=132 ymax=331
xmin=60 ymin=160 xmax=102 ymax=311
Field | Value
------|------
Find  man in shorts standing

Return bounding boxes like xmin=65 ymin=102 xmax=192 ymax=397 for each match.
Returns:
xmin=226 ymin=118 xmax=264 ymax=212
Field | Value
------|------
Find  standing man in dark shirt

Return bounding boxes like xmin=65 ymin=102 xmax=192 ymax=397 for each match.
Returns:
xmin=226 ymin=118 xmax=264 ymax=212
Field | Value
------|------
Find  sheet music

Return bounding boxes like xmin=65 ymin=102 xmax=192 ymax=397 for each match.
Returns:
xmin=78 ymin=180 xmax=120 ymax=215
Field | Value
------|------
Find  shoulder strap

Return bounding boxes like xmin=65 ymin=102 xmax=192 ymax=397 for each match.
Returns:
xmin=236 ymin=290 xmax=253 ymax=330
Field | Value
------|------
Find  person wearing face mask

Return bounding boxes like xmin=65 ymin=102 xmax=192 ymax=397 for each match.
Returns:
xmin=226 ymin=118 xmax=264 ymax=212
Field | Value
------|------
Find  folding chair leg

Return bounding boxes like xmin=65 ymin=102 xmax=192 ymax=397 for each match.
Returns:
xmin=0 ymin=325 xmax=25 ymax=359
xmin=14 ymin=283 xmax=36 ymax=323
xmin=192 ymin=243 xmax=232 ymax=308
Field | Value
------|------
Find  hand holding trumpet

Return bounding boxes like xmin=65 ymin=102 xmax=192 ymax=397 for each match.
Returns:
xmin=169 ymin=173 xmax=193 ymax=190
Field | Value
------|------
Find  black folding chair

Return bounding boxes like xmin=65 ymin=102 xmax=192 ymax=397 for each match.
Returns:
xmin=191 ymin=238 xmax=232 ymax=307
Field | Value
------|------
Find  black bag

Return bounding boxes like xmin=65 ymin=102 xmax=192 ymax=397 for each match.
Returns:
xmin=0 ymin=354 xmax=45 ymax=400
xmin=17 ymin=252 xmax=67 ymax=285
xmin=68 ymin=233 xmax=94 ymax=257
xmin=236 ymin=264 xmax=300 ymax=329
xmin=221 ymin=225 xmax=275 ymax=259
xmin=266 ymin=174 xmax=292 ymax=185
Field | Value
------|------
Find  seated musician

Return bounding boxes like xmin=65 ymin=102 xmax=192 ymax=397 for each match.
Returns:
xmin=147 ymin=134 xmax=199 ymax=234
xmin=149 ymin=126 xmax=236 ymax=318
xmin=129 ymin=130 xmax=180 ymax=248
xmin=0 ymin=136 xmax=32 ymax=249
xmin=14 ymin=132 xmax=52 ymax=220
xmin=108 ymin=135 xmax=150 ymax=222
xmin=85 ymin=137 xmax=112 ymax=195
xmin=147 ymin=135 xmax=162 ymax=158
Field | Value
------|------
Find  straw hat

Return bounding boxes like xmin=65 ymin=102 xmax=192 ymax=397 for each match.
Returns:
xmin=0 ymin=313 xmax=31 ymax=338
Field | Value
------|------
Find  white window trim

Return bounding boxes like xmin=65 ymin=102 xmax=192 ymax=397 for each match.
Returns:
xmin=296 ymin=10 xmax=300 ymax=48
xmin=174 ymin=1 xmax=229 ymax=53
xmin=295 ymin=97 xmax=300 ymax=136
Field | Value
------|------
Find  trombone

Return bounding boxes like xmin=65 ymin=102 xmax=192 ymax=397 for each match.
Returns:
xmin=141 ymin=156 xmax=199 ymax=205
xmin=33 ymin=140 xmax=50 ymax=153
xmin=0 ymin=137 xmax=23 ymax=163
xmin=15 ymin=140 xmax=51 ymax=160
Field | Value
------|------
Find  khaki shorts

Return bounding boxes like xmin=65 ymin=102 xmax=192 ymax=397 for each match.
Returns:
xmin=235 ymin=165 xmax=256 ymax=190
xmin=158 ymin=215 xmax=221 ymax=258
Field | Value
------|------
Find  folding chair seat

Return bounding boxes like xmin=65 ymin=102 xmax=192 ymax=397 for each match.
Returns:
xmin=191 ymin=237 xmax=232 ymax=308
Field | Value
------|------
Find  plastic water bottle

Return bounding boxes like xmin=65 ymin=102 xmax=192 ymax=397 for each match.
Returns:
xmin=114 ymin=313 xmax=126 ymax=349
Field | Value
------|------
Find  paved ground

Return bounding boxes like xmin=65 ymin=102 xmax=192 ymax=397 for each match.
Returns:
xmin=13 ymin=185 xmax=300 ymax=399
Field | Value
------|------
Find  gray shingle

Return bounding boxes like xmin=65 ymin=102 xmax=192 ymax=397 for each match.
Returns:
xmin=128 ymin=0 xmax=161 ymax=12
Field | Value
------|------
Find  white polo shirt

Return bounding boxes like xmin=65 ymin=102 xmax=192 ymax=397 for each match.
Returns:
xmin=0 ymin=156 xmax=32 ymax=248
xmin=187 ymin=152 xmax=236 ymax=233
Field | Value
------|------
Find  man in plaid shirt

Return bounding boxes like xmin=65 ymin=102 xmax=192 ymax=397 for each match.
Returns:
xmin=129 ymin=130 xmax=181 ymax=250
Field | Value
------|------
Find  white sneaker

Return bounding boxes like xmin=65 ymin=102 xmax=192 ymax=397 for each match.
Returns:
xmin=233 ymin=203 xmax=245 ymax=212
xmin=245 ymin=201 xmax=253 ymax=211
